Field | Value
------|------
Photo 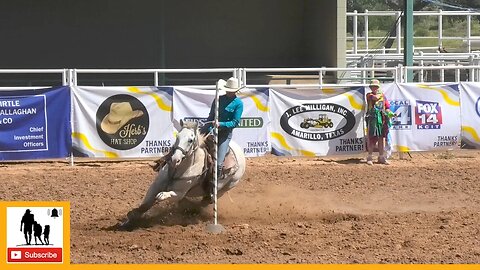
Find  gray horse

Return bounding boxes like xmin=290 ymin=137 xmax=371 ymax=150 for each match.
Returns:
xmin=119 ymin=120 xmax=246 ymax=230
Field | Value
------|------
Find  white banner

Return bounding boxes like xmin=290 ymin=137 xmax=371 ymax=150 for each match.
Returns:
xmin=269 ymin=87 xmax=365 ymax=156
xmin=459 ymin=82 xmax=480 ymax=149
xmin=72 ymin=86 xmax=174 ymax=158
xmin=385 ymin=83 xmax=461 ymax=152
xmin=173 ymin=87 xmax=270 ymax=157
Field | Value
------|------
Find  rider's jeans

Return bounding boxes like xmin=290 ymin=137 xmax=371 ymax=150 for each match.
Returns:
xmin=217 ymin=131 xmax=232 ymax=177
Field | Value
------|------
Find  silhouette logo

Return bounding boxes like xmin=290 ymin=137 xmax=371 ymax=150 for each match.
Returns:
xmin=6 ymin=206 xmax=64 ymax=263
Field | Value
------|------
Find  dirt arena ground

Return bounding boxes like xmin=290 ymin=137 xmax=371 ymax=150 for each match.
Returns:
xmin=1 ymin=150 xmax=480 ymax=264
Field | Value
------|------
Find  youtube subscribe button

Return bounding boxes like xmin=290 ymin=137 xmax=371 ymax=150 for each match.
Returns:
xmin=7 ymin=248 xmax=62 ymax=263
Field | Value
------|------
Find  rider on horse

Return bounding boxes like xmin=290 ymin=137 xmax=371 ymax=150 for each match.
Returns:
xmin=200 ymin=77 xmax=244 ymax=202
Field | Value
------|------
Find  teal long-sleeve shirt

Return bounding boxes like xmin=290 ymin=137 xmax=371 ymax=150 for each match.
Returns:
xmin=207 ymin=95 xmax=244 ymax=129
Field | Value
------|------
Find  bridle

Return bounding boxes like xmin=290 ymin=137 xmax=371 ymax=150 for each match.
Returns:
xmin=168 ymin=127 xmax=209 ymax=181
xmin=172 ymin=127 xmax=199 ymax=159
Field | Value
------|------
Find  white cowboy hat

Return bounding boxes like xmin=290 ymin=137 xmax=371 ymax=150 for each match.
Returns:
xmin=369 ymin=79 xmax=381 ymax=88
xmin=100 ymin=102 xmax=144 ymax=134
xmin=218 ymin=77 xmax=244 ymax=93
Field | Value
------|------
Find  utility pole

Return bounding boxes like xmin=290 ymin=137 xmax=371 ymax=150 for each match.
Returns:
xmin=404 ymin=0 xmax=414 ymax=82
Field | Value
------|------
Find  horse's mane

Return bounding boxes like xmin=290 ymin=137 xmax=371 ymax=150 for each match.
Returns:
xmin=197 ymin=133 xmax=207 ymax=148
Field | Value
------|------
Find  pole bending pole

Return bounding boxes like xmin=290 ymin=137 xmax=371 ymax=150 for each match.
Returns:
xmin=206 ymin=79 xmax=225 ymax=234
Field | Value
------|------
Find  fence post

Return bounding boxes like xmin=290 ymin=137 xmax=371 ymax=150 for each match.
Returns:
xmin=440 ymin=60 xmax=445 ymax=82
xmin=154 ymin=71 xmax=159 ymax=86
xmin=477 ymin=57 xmax=480 ymax=82
xmin=242 ymin=68 xmax=247 ymax=87
xmin=73 ymin=69 xmax=78 ymax=86
xmin=62 ymin=69 xmax=68 ymax=86
xmin=362 ymin=61 xmax=367 ymax=85
xmin=397 ymin=64 xmax=404 ymax=83
xmin=419 ymin=51 xmax=424 ymax=83
xmin=467 ymin=13 xmax=472 ymax=53
xmin=319 ymin=68 xmax=323 ymax=87
xmin=438 ymin=9 xmax=443 ymax=49
xmin=353 ymin=10 xmax=358 ymax=54
xmin=68 ymin=69 xmax=75 ymax=166
xmin=364 ymin=9 xmax=369 ymax=53
xmin=455 ymin=60 xmax=461 ymax=82
xmin=370 ymin=60 xmax=375 ymax=79
xmin=382 ymin=47 xmax=386 ymax=68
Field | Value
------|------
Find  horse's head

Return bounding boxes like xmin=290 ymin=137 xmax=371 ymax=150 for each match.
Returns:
xmin=170 ymin=120 xmax=204 ymax=167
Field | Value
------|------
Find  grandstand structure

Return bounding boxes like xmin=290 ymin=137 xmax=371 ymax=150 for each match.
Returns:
xmin=1 ymin=2 xmax=480 ymax=87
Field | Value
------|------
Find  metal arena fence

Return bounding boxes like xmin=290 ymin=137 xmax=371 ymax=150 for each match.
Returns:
xmin=1 ymin=65 xmax=480 ymax=90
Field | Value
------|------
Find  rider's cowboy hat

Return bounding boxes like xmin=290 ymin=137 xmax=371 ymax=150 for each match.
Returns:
xmin=369 ymin=79 xmax=381 ymax=88
xmin=100 ymin=102 xmax=144 ymax=134
xmin=217 ymin=77 xmax=244 ymax=95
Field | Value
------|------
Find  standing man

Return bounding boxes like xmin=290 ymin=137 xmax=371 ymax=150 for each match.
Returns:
xmin=20 ymin=209 xmax=34 ymax=245
xmin=365 ymin=79 xmax=395 ymax=165
xmin=202 ymin=77 xmax=244 ymax=202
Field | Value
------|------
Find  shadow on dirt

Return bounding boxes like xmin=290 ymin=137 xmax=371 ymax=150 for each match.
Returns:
xmin=317 ymin=158 xmax=364 ymax=164
xmin=104 ymin=199 xmax=212 ymax=232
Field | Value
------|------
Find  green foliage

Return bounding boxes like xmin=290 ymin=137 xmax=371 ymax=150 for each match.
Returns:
xmin=347 ymin=0 xmax=391 ymax=12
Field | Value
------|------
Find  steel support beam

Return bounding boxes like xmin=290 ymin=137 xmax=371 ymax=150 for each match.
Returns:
xmin=404 ymin=0 xmax=414 ymax=82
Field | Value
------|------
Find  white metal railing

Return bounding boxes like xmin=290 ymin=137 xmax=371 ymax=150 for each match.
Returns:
xmin=346 ymin=51 xmax=480 ymax=71
xmin=240 ymin=65 xmax=480 ymax=86
xmin=72 ymin=68 xmax=238 ymax=88
xmin=347 ymin=10 xmax=480 ymax=54
xmin=241 ymin=67 xmax=399 ymax=87
xmin=0 ymin=69 xmax=68 ymax=89
xmin=1 ymin=65 xmax=480 ymax=89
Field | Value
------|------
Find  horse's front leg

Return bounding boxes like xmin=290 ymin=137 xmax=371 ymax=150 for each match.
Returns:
xmin=126 ymin=169 xmax=169 ymax=219
xmin=155 ymin=191 xmax=178 ymax=201
xmin=155 ymin=178 xmax=196 ymax=203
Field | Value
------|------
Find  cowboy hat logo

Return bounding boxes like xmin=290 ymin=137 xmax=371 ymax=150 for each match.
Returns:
xmin=100 ymin=102 xmax=144 ymax=134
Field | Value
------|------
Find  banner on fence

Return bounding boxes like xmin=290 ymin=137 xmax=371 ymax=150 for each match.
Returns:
xmin=269 ymin=87 xmax=365 ymax=156
xmin=173 ymin=87 xmax=270 ymax=157
xmin=384 ymin=83 xmax=461 ymax=152
xmin=0 ymin=86 xmax=71 ymax=160
xmin=71 ymin=86 xmax=174 ymax=158
xmin=459 ymin=82 xmax=480 ymax=149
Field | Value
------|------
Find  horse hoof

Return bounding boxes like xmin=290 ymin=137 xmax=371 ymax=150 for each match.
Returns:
xmin=127 ymin=209 xmax=143 ymax=220
xmin=117 ymin=219 xmax=135 ymax=231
